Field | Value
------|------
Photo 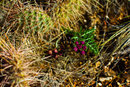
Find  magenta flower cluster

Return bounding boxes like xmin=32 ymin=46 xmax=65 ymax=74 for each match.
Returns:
xmin=73 ymin=41 xmax=87 ymax=55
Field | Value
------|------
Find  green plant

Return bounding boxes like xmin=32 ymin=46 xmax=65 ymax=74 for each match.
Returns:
xmin=65 ymin=27 xmax=99 ymax=55
xmin=18 ymin=8 xmax=53 ymax=35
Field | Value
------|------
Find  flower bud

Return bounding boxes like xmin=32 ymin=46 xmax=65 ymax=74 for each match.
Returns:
xmin=77 ymin=45 xmax=82 ymax=49
xmin=73 ymin=47 xmax=78 ymax=52
xmin=75 ymin=41 xmax=79 ymax=45
xmin=81 ymin=51 xmax=85 ymax=55
xmin=82 ymin=46 xmax=87 ymax=50
xmin=48 ymin=50 xmax=52 ymax=55
xmin=54 ymin=49 xmax=58 ymax=53
xmin=80 ymin=41 xmax=85 ymax=44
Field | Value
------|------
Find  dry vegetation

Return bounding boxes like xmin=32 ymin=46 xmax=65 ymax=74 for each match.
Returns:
xmin=0 ymin=0 xmax=129 ymax=87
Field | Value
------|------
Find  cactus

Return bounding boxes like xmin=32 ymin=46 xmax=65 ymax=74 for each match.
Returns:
xmin=18 ymin=7 xmax=53 ymax=36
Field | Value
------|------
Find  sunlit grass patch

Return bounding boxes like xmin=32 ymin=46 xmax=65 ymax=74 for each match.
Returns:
xmin=0 ymin=36 xmax=40 ymax=86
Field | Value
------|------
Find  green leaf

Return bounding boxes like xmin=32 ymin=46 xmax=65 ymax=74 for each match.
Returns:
xmin=82 ymin=28 xmax=95 ymax=37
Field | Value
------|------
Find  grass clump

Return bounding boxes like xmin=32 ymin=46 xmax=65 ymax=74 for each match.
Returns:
xmin=0 ymin=37 xmax=40 ymax=87
xmin=52 ymin=0 xmax=99 ymax=31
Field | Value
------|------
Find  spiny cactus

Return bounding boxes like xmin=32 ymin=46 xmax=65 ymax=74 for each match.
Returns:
xmin=18 ymin=7 xmax=53 ymax=35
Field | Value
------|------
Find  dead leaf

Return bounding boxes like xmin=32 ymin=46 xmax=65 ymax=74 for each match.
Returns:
xmin=96 ymin=61 xmax=101 ymax=68
xmin=99 ymin=77 xmax=112 ymax=82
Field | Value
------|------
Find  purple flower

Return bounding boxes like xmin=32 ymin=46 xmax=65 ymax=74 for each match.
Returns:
xmin=81 ymin=50 xmax=85 ymax=55
xmin=82 ymin=46 xmax=87 ymax=50
xmin=80 ymin=41 xmax=85 ymax=45
xmin=77 ymin=44 xmax=82 ymax=49
xmin=73 ymin=47 xmax=78 ymax=52
xmin=75 ymin=41 xmax=79 ymax=45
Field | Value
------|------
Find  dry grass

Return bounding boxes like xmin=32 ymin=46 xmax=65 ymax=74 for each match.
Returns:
xmin=0 ymin=0 xmax=129 ymax=87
